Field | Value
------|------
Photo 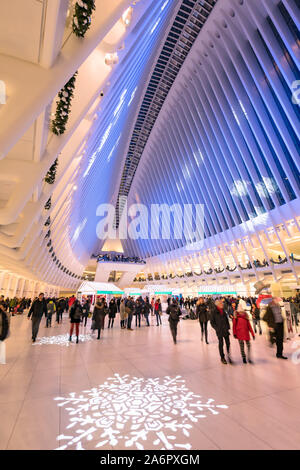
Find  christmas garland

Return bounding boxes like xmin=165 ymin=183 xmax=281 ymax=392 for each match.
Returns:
xmin=44 ymin=216 xmax=51 ymax=227
xmin=44 ymin=197 xmax=52 ymax=210
xmin=72 ymin=0 xmax=96 ymax=38
xmin=51 ymin=73 xmax=77 ymax=135
xmin=44 ymin=158 xmax=58 ymax=184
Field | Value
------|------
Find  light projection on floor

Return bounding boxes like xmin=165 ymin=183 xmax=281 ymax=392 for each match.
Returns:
xmin=33 ymin=333 xmax=94 ymax=347
xmin=54 ymin=374 xmax=229 ymax=450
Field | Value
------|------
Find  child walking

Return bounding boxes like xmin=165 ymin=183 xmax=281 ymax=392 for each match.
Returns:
xmin=233 ymin=300 xmax=255 ymax=364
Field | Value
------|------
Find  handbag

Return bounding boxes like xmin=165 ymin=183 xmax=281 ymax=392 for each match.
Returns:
xmin=125 ymin=306 xmax=131 ymax=315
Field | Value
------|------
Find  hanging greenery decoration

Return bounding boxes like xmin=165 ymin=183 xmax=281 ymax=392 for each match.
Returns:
xmin=72 ymin=0 xmax=96 ymax=38
xmin=44 ymin=158 xmax=58 ymax=184
xmin=51 ymin=73 xmax=77 ymax=136
xmin=44 ymin=216 xmax=51 ymax=227
xmin=44 ymin=197 xmax=52 ymax=210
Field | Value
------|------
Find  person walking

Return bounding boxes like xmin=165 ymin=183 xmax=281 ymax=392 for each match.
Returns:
xmin=82 ymin=300 xmax=90 ymax=327
xmin=108 ymin=299 xmax=117 ymax=328
xmin=27 ymin=293 xmax=48 ymax=342
xmin=196 ymin=298 xmax=209 ymax=344
xmin=251 ymin=303 xmax=262 ymax=335
xmin=92 ymin=300 xmax=108 ymax=339
xmin=166 ymin=300 xmax=182 ymax=344
xmin=263 ymin=298 xmax=288 ymax=359
xmin=46 ymin=299 xmax=56 ymax=328
xmin=210 ymin=299 xmax=233 ymax=364
xmin=69 ymin=299 xmax=82 ymax=343
xmin=56 ymin=297 xmax=66 ymax=324
xmin=120 ymin=299 xmax=127 ymax=329
xmin=233 ymin=300 xmax=255 ymax=364
xmin=154 ymin=299 xmax=162 ymax=326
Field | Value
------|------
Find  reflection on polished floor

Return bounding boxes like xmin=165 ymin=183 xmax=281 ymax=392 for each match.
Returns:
xmin=1 ymin=313 xmax=300 ymax=450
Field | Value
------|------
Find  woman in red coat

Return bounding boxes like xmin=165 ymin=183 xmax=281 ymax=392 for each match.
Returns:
xmin=233 ymin=300 xmax=255 ymax=364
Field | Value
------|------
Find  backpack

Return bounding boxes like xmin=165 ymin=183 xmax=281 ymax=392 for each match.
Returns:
xmin=169 ymin=306 xmax=180 ymax=321
xmin=0 ymin=311 xmax=9 ymax=341
xmin=73 ymin=307 xmax=82 ymax=321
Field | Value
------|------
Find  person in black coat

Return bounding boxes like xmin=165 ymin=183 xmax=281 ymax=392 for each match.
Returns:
xmin=134 ymin=300 xmax=143 ymax=328
xmin=56 ymin=297 xmax=66 ymax=324
xmin=69 ymin=300 xmax=82 ymax=343
xmin=125 ymin=298 xmax=135 ymax=330
xmin=108 ymin=299 xmax=117 ymax=328
xmin=210 ymin=299 xmax=233 ymax=364
xmin=196 ymin=298 xmax=210 ymax=344
xmin=82 ymin=300 xmax=90 ymax=327
xmin=92 ymin=300 xmax=108 ymax=339
xmin=166 ymin=301 xmax=182 ymax=344
xmin=27 ymin=293 xmax=48 ymax=342
xmin=143 ymin=301 xmax=151 ymax=327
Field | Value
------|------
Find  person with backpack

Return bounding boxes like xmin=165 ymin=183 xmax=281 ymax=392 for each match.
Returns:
xmin=69 ymin=299 xmax=83 ymax=343
xmin=56 ymin=297 xmax=66 ymax=324
xmin=27 ymin=293 xmax=48 ymax=342
xmin=233 ymin=300 xmax=255 ymax=364
xmin=46 ymin=299 xmax=56 ymax=328
xmin=251 ymin=303 xmax=262 ymax=335
xmin=0 ymin=301 xmax=10 ymax=364
xmin=166 ymin=300 xmax=182 ymax=344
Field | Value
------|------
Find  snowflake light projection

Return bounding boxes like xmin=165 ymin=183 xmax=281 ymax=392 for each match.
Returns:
xmin=55 ymin=374 xmax=228 ymax=450
xmin=33 ymin=333 xmax=94 ymax=347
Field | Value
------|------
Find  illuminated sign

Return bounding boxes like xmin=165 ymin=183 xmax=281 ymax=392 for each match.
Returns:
xmin=155 ymin=291 xmax=172 ymax=295
xmin=97 ymin=291 xmax=124 ymax=295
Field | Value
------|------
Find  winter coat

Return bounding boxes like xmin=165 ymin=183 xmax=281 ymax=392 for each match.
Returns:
xmin=134 ymin=302 xmax=143 ymax=316
xmin=57 ymin=298 xmax=66 ymax=312
xmin=166 ymin=304 xmax=182 ymax=323
xmin=47 ymin=301 xmax=56 ymax=316
xmin=155 ymin=302 xmax=162 ymax=313
xmin=108 ymin=302 xmax=117 ymax=318
xmin=210 ymin=306 xmax=230 ymax=337
xmin=143 ymin=303 xmax=151 ymax=316
xmin=28 ymin=299 xmax=48 ymax=319
xmin=0 ymin=309 xmax=10 ymax=341
xmin=196 ymin=303 xmax=209 ymax=322
xmin=92 ymin=304 xmax=108 ymax=330
xmin=233 ymin=313 xmax=255 ymax=341
xmin=69 ymin=303 xmax=83 ymax=324
xmin=120 ymin=302 xmax=127 ymax=320
xmin=82 ymin=302 xmax=90 ymax=317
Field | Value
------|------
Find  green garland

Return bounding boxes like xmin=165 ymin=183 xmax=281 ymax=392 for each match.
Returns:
xmin=51 ymin=73 xmax=77 ymax=135
xmin=44 ymin=197 xmax=52 ymax=210
xmin=72 ymin=0 xmax=96 ymax=38
xmin=44 ymin=216 xmax=51 ymax=227
xmin=44 ymin=158 xmax=58 ymax=184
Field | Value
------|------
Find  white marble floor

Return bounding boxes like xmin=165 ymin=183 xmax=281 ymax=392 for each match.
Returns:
xmin=1 ymin=312 xmax=300 ymax=450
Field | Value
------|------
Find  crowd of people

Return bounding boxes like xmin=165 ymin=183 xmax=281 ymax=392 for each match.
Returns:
xmin=0 ymin=291 xmax=299 ymax=365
